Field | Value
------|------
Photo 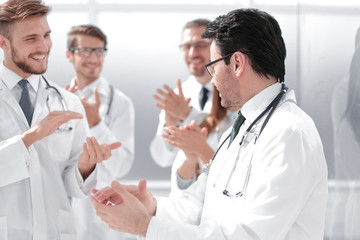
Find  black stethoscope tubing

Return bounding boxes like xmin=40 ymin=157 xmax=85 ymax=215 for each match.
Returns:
xmin=207 ymin=84 xmax=288 ymax=169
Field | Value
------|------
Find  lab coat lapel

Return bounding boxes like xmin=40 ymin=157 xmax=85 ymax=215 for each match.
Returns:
xmin=31 ymin=81 xmax=48 ymax=126
xmin=0 ymin=80 xmax=29 ymax=127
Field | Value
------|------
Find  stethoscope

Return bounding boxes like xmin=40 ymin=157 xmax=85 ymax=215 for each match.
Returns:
xmin=42 ymin=75 xmax=114 ymax=129
xmin=203 ymin=84 xmax=288 ymax=198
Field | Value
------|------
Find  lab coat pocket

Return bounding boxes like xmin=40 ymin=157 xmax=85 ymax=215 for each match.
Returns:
xmin=0 ymin=216 xmax=8 ymax=240
xmin=59 ymin=209 xmax=77 ymax=240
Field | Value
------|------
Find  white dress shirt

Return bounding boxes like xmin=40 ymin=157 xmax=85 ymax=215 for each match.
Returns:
xmin=146 ymin=83 xmax=328 ymax=240
xmin=150 ymin=75 xmax=213 ymax=168
xmin=0 ymin=63 xmax=95 ymax=240
xmin=70 ymin=77 xmax=136 ymax=240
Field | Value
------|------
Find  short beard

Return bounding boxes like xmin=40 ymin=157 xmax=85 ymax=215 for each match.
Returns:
xmin=10 ymin=42 xmax=47 ymax=75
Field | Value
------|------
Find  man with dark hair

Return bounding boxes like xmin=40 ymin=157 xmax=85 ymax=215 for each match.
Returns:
xmin=65 ymin=24 xmax=135 ymax=240
xmin=90 ymin=9 xmax=328 ymax=239
xmin=0 ymin=1 xmax=119 ymax=238
xmin=150 ymin=18 xmax=213 ymax=168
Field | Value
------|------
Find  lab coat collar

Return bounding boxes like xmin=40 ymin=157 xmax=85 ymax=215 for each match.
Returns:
xmin=241 ymin=82 xmax=282 ymax=124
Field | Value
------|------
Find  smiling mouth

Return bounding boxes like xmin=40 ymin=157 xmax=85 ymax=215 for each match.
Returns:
xmin=31 ymin=55 xmax=46 ymax=61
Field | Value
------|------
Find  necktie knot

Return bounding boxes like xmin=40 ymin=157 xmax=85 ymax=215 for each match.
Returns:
xmin=18 ymin=79 xmax=34 ymax=126
xmin=18 ymin=79 xmax=29 ymax=89
xmin=199 ymin=87 xmax=209 ymax=110
xmin=228 ymin=111 xmax=245 ymax=147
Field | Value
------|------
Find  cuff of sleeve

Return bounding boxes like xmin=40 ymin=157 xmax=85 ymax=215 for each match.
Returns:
xmin=75 ymin=165 xmax=98 ymax=195
xmin=176 ymin=170 xmax=195 ymax=190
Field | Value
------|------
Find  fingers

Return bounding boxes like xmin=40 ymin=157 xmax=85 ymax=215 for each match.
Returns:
xmin=176 ymin=78 xmax=183 ymax=96
xmin=110 ymin=181 xmax=135 ymax=203
xmin=65 ymin=83 xmax=79 ymax=93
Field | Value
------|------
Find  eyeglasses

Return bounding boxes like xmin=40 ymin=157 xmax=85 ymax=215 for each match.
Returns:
xmin=205 ymin=52 xmax=235 ymax=77
xmin=70 ymin=47 xmax=107 ymax=58
xmin=179 ymin=41 xmax=211 ymax=52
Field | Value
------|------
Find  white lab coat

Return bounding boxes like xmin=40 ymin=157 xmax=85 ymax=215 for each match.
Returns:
xmin=169 ymin=110 xmax=236 ymax=198
xmin=146 ymin=83 xmax=328 ymax=240
xmin=0 ymin=69 xmax=95 ymax=239
xmin=70 ymin=77 xmax=136 ymax=240
xmin=150 ymin=76 xmax=213 ymax=167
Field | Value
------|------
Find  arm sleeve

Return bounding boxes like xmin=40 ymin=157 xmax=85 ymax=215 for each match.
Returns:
xmin=90 ymin=94 xmax=135 ymax=184
xmin=149 ymin=110 xmax=179 ymax=168
xmin=0 ymin=135 xmax=30 ymax=187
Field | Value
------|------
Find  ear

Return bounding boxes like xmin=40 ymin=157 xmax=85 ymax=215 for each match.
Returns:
xmin=66 ymin=49 xmax=73 ymax=62
xmin=0 ymin=34 xmax=10 ymax=51
xmin=233 ymin=51 xmax=247 ymax=77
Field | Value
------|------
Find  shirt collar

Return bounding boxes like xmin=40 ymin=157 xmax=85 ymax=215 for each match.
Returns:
xmin=241 ymin=82 xmax=282 ymax=123
xmin=189 ymin=75 xmax=213 ymax=94
xmin=0 ymin=61 xmax=40 ymax=92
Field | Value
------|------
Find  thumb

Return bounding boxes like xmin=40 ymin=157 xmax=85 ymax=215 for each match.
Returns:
xmin=201 ymin=127 xmax=208 ymax=137
xmin=108 ymin=142 xmax=121 ymax=150
xmin=186 ymin=97 xmax=191 ymax=105
xmin=65 ymin=84 xmax=70 ymax=90
xmin=94 ymin=88 xmax=101 ymax=106
xmin=138 ymin=179 xmax=148 ymax=197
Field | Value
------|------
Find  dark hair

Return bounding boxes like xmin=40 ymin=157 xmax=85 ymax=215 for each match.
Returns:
xmin=345 ymin=49 xmax=360 ymax=142
xmin=183 ymin=18 xmax=210 ymax=32
xmin=199 ymin=87 xmax=227 ymax=135
xmin=202 ymin=8 xmax=286 ymax=82
xmin=0 ymin=0 xmax=50 ymax=40
xmin=67 ymin=24 xmax=107 ymax=50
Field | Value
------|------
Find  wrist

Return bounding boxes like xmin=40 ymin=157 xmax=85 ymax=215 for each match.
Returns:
xmin=180 ymin=106 xmax=192 ymax=121
xmin=89 ymin=117 xmax=101 ymax=128
xmin=22 ymin=127 xmax=39 ymax=148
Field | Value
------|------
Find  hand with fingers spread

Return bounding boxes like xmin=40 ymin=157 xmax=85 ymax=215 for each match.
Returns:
xmin=80 ymin=88 xmax=102 ymax=128
xmin=22 ymin=111 xmax=83 ymax=148
xmin=154 ymin=78 xmax=191 ymax=126
xmin=78 ymin=137 xmax=121 ymax=180
xmin=90 ymin=180 xmax=156 ymax=236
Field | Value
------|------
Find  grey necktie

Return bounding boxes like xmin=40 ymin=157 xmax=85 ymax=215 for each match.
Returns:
xmin=18 ymin=79 xmax=34 ymax=126
xmin=199 ymin=87 xmax=209 ymax=110
xmin=228 ymin=111 xmax=245 ymax=148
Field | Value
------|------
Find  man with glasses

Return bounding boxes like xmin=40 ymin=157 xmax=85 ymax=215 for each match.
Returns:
xmin=65 ymin=24 xmax=135 ymax=240
xmin=90 ymin=9 xmax=328 ymax=240
xmin=150 ymin=18 xmax=213 ymax=169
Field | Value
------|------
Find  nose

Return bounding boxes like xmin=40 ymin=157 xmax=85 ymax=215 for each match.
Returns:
xmin=188 ymin=45 xmax=200 ymax=57
xmin=38 ymin=36 xmax=51 ymax=52
xmin=87 ymin=50 xmax=99 ymax=61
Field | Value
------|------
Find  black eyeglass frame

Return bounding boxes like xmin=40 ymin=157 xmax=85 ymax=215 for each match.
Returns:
xmin=70 ymin=47 xmax=108 ymax=58
xmin=205 ymin=52 xmax=235 ymax=77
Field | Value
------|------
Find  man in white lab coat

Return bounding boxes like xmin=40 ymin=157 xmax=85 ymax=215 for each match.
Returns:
xmin=65 ymin=24 xmax=135 ymax=240
xmin=0 ymin=0 xmax=119 ymax=239
xmin=90 ymin=8 xmax=328 ymax=240
xmin=150 ymin=19 xmax=213 ymax=168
